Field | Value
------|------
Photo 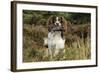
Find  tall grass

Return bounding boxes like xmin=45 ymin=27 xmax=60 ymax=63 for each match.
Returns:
xmin=23 ymin=24 xmax=91 ymax=62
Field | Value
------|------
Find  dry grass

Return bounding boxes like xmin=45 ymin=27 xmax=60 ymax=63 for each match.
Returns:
xmin=23 ymin=24 xmax=91 ymax=62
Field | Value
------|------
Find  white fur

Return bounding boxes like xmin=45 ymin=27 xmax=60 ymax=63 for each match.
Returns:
xmin=48 ymin=31 xmax=65 ymax=49
xmin=43 ymin=31 xmax=65 ymax=57
xmin=43 ymin=37 xmax=48 ymax=46
xmin=47 ymin=31 xmax=65 ymax=57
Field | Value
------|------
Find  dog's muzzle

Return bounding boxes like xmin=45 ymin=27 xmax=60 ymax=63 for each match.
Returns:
xmin=52 ymin=26 xmax=65 ymax=32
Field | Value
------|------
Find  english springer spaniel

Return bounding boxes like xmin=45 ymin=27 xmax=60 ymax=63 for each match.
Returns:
xmin=44 ymin=16 xmax=67 ymax=57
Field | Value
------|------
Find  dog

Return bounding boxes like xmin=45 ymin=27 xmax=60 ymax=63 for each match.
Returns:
xmin=45 ymin=16 xmax=67 ymax=58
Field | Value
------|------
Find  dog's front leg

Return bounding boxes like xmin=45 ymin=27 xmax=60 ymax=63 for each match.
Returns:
xmin=54 ymin=49 xmax=59 ymax=56
xmin=48 ymin=49 xmax=53 ymax=60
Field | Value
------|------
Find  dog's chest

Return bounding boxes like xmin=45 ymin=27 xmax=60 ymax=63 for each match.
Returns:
xmin=48 ymin=32 xmax=65 ymax=49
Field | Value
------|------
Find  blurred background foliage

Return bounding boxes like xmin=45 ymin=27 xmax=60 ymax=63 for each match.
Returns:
xmin=23 ymin=10 xmax=91 ymax=26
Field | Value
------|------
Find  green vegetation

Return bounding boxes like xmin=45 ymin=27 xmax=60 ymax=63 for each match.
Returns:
xmin=23 ymin=10 xmax=91 ymax=62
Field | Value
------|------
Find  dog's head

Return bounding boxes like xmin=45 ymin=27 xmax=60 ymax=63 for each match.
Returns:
xmin=47 ymin=16 xmax=67 ymax=32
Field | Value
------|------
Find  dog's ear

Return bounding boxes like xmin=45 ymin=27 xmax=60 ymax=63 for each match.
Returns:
xmin=47 ymin=15 xmax=54 ymax=32
xmin=47 ymin=16 xmax=54 ymax=24
xmin=60 ymin=17 xmax=67 ymax=32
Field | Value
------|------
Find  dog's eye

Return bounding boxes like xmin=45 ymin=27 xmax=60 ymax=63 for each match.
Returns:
xmin=58 ymin=18 xmax=62 ymax=22
xmin=60 ymin=17 xmax=63 ymax=22
xmin=58 ymin=19 xmax=60 ymax=21
xmin=52 ymin=20 xmax=56 ymax=23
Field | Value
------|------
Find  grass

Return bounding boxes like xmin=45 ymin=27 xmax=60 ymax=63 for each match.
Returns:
xmin=23 ymin=24 xmax=91 ymax=62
